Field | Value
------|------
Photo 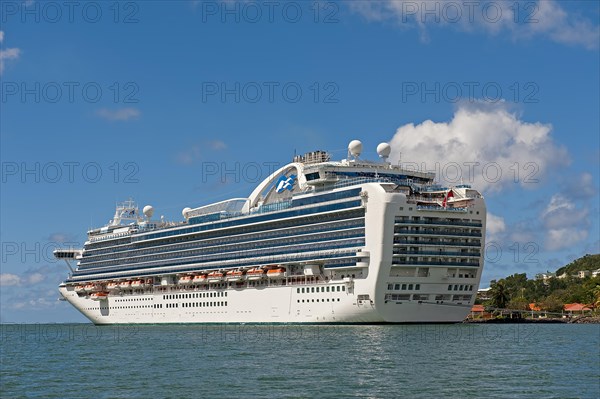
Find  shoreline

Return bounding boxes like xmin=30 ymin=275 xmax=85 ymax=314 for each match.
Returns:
xmin=464 ymin=316 xmax=600 ymax=324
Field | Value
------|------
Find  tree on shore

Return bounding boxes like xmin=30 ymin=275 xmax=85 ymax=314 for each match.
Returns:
xmin=540 ymin=294 xmax=564 ymax=313
xmin=490 ymin=281 xmax=509 ymax=309
xmin=592 ymin=285 xmax=600 ymax=309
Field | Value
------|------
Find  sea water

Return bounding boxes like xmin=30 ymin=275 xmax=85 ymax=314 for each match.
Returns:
xmin=1 ymin=323 xmax=598 ymax=398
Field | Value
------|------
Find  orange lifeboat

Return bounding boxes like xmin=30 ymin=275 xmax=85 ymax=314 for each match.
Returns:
xmin=267 ymin=267 xmax=286 ymax=279
xmin=90 ymin=292 xmax=108 ymax=301
xmin=178 ymin=275 xmax=193 ymax=285
xmin=74 ymin=285 xmax=86 ymax=293
xmin=226 ymin=270 xmax=244 ymax=282
xmin=192 ymin=274 xmax=207 ymax=284
xmin=246 ymin=267 xmax=265 ymax=281
xmin=106 ymin=282 xmax=119 ymax=291
xmin=83 ymin=283 xmax=97 ymax=292
xmin=118 ymin=281 xmax=131 ymax=289
xmin=131 ymin=279 xmax=144 ymax=289
xmin=207 ymin=271 xmax=224 ymax=283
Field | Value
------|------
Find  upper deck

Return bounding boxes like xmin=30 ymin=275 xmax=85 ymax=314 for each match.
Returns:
xmin=85 ymin=140 xmax=482 ymax=245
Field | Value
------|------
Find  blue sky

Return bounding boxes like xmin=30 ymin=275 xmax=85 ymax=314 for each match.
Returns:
xmin=1 ymin=0 xmax=598 ymax=322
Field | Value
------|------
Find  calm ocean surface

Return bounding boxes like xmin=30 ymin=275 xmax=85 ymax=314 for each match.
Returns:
xmin=1 ymin=323 xmax=598 ymax=398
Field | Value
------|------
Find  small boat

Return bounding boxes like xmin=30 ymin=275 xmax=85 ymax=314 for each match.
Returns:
xmin=131 ymin=280 xmax=144 ymax=289
xmin=226 ymin=270 xmax=244 ymax=282
xmin=106 ymin=282 xmax=120 ymax=291
xmin=178 ymin=275 xmax=193 ymax=285
xmin=246 ymin=267 xmax=265 ymax=281
xmin=192 ymin=274 xmax=207 ymax=284
xmin=84 ymin=283 xmax=97 ymax=292
xmin=207 ymin=271 xmax=224 ymax=283
xmin=267 ymin=267 xmax=286 ymax=279
xmin=74 ymin=285 xmax=85 ymax=293
xmin=90 ymin=292 xmax=108 ymax=301
xmin=118 ymin=281 xmax=131 ymax=289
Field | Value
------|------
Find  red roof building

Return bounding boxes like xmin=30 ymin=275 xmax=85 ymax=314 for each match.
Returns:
xmin=471 ymin=304 xmax=485 ymax=313
xmin=564 ymin=303 xmax=592 ymax=313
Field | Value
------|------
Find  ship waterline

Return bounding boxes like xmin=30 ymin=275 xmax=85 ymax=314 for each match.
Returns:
xmin=56 ymin=140 xmax=486 ymax=324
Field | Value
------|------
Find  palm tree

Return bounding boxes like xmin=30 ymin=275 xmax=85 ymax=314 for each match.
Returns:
xmin=490 ymin=281 xmax=509 ymax=309
xmin=592 ymin=285 xmax=600 ymax=311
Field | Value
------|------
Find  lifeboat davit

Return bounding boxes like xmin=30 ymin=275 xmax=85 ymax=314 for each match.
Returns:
xmin=246 ymin=267 xmax=265 ymax=281
xmin=267 ymin=267 xmax=286 ymax=279
xmin=90 ymin=292 xmax=108 ymax=301
xmin=178 ymin=275 xmax=193 ymax=285
xmin=118 ymin=281 xmax=131 ymax=289
xmin=106 ymin=282 xmax=120 ymax=291
xmin=192 ymin=274 xmax=207 ymax=284
xmin=226 ymin=270 xmax=244 ymax=282
xmin=207 ymin=271 xmax=224 ymax=283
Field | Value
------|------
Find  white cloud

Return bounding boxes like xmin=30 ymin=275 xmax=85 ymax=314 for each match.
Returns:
xmin=209 ymin=140 xmax=227 ymax=150
xmin=562 ymin=172 xmax=597 ymax=201
xmin=12 ymin=297 xmax=57 ymax=310
xmin=27 ymin=273 xmax=45 ymax=285
xmin=542 ymin=193 xmax=590 ymax=251
xmin=486 ymin=212 xmax=506 ymax=236
xmin=0 ymin=31 xmax=21 ymax=74
xmin=0 ymin=274 xmax=22 ymax=286
xmin=388 ymin=103 xmax=568 ymax=193
xmin=545 ymin=228 xmax=589 ymax=252
xmin=0 ymin=272 xmax=48 ymax=286
xmin=348 ymin=0 xmax=599 ymax=49
xmin=96 ymin=107 xmax=141 ymax=121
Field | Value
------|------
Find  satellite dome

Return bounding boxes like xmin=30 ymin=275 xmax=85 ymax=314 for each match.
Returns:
xmin=377 ymin=142 xmax=391 ymax=159
xmin=348 ymin=140 xmax=363 ymax=158
xmin=182 ymin=207 xmax=192 ymax=219
xmin=143 ymin=205 xmax=154 ymax=218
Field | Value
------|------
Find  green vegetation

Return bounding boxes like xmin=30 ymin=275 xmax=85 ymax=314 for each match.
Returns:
xmin=481 ymin=254 xmax=600 ymax=312
xmin=555 ymin=254 xmax=600 ymax=277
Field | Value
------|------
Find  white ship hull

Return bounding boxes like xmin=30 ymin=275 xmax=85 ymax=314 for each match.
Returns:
xmin=59 ymin=281 xmax=472 ymax=325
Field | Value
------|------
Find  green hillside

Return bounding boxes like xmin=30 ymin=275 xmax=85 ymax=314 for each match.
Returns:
xmin=482 ymin=254 xmax=600 ymax=312
xmin=555 ymin=254 xmax=600 ymax=276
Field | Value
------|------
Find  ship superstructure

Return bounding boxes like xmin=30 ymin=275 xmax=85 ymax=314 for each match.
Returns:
xmin=57 ymin=140 xmax=486 ymax=324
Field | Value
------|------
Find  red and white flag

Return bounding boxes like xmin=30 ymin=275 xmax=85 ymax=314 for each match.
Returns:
xmin=442 ymin=190 xmax=454 ymax=208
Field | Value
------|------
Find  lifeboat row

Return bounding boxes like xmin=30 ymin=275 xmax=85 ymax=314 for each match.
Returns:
xmin=177 ymin=267 xmax=287 ymax=285
xmin=75 ymin=278 xmax=153 ymax=294
xmin=75 ymin=267 xmax=288 ymax=294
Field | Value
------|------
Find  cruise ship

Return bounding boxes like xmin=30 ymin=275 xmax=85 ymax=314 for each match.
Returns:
xmin=56 ymin=140 xmax=486 ymax=324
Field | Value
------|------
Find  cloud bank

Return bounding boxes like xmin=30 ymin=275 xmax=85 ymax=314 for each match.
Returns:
xmin=349 ymin=0 xmax=599 ymax=49
xmin=0 ymin=31 xmax=21 ymax=74
xmin=388 ymin=103 xmax=568 ymax=193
